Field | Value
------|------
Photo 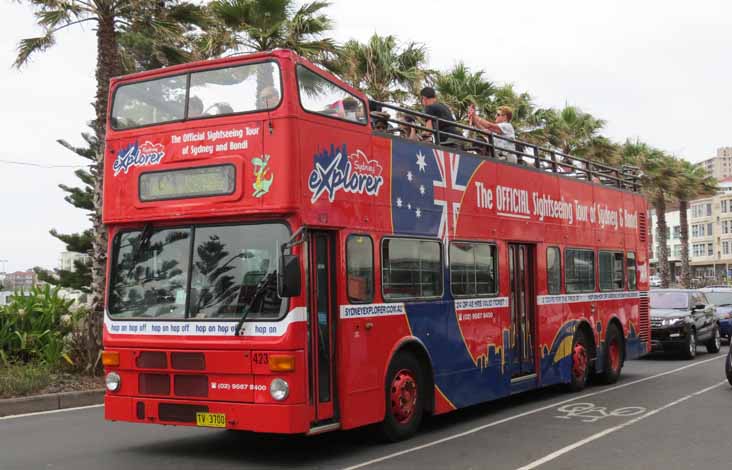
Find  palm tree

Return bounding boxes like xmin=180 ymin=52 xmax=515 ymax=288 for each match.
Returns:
xmin=433 ymin=63 xmax=494 ymax=121
xmin=527 ymin=105 xmax=606 ymax=156
xmin=210 ymin=0 xmax=337 ymax=93
xmin=623 ymin=141 xmax=679 ymax=288
xmin=674 ymin=161 xmax=718 ymax=287
xmin=337 ymin=34 xmax=430 ymax=104
xmin=15 ymin=0 xmax=210 ymax=371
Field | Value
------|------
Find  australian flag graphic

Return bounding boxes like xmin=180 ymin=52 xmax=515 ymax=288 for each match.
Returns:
xmin=391 ymin=140 xmax=482 ymax=239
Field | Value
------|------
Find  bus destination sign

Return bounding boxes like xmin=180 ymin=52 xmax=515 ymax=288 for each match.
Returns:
xmin=139 ymin=164 xmax=236 ymax=202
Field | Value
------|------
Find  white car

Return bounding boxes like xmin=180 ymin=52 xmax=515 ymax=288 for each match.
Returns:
xmin=649 ymin=275 xmax=662 ymax=287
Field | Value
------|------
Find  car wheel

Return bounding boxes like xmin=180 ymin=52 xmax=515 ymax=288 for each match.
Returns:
xmin=726 ymin=349 xmax=732 ymax=387
xmin=706 ymin=325 xmax=722 ymax=354
xmin=599 ymin=324 xmax=623 ymax=384
xmin=683 ymin=330 xmax=697 ymax=359
xmin=567 ymin=328 xmax=590 ymax=392
xmin=379 ymin=352 xmax=424 ymax=442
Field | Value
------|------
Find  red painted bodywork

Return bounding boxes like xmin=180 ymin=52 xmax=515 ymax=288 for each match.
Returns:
xmin=102 ymin=50 xmax=650 ymax=435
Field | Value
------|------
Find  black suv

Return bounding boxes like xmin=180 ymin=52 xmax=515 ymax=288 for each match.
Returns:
xmin=650 ymin=289 xmax=721 ymax=359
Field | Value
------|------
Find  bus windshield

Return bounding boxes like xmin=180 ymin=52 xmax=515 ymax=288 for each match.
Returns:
xmin=111 ymin=61 xmax=282 ymax=130
xmin=108 ymin=223 xmax=290 ymax=320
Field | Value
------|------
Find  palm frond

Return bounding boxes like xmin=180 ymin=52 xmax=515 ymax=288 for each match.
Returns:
xmin=14 ymin=33 xmax=56 ymax=68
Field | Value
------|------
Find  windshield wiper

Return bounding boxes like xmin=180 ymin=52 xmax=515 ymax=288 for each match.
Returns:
xmin=234 ymin=270 xmax=277 ymax=336
xmin=125 ymin=223 xmax=154 ymax=278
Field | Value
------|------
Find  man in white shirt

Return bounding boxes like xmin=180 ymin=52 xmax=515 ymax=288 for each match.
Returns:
xmin=468 ymin=105 xmax=516 ymax=162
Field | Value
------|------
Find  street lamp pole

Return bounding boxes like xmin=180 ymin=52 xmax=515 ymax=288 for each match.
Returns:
xmin=0 ymin=259 xmax=7 ymax=273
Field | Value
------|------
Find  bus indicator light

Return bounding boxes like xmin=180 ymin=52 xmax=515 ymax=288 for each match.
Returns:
xmin=102 ymin=351 xmax=120 ymax=367
xmin=268 ymin=355 xmax=295 ymax=372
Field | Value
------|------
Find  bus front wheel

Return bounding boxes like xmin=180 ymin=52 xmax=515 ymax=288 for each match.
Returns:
xmin=380 ymin=352 xmax=424 ymax=442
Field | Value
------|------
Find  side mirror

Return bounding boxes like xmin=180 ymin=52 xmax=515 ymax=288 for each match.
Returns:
xmin=278 ymin=254 xmax=301 ymax=298
xmin=694 ymin=304 xmax=706 ymax=311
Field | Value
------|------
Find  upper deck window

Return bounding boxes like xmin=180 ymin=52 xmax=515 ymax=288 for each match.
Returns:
xmin=296 ymin=65 xmax=366 ymax=124
xmin=111 ymin=61 xmax=282 ymax=130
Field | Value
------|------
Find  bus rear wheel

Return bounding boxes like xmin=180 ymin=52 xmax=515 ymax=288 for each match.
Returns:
xmin=599 ymin=324 xmax=623 ymax=384
xmin=568 ymin=329 xmax=590 ymax=392
xmin=379 ymin=352 xmax=424 ymax=442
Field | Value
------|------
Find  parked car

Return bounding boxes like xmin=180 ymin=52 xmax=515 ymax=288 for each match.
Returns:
xmin=650 ymin=289 xmax=721 ymax=358
xmin=699 ymin=287 xmax=732 ymax=342
xmin=649 ymin=275 xmax=662 ymax=287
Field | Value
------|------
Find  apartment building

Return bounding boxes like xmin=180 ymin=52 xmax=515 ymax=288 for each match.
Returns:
xmin=649 ymin=178 xmax=732 ymax=282
xmin=697 ymin=147 xmax=732 ymax=180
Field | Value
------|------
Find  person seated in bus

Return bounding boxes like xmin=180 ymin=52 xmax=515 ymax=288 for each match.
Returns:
xmin=398 ymin=113 xmax=419 ymax=140
xmin=257 ymin=86 xmax=280 ymax=109
xmin=188 ymin=96 xmax=204 ymax=118
xmin=211 ymin=102 xmax=234 ymax=115
xmin=342 ymin=97 xmax=361 ymax=121
xmin=419 ymin=87 xmax=462 ymax=144
xmin=468 ymin=105 xmax=516 ymax=163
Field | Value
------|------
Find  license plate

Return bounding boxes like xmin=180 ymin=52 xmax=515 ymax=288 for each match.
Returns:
xmin=195 ymin=412 xmax=226 ymax=428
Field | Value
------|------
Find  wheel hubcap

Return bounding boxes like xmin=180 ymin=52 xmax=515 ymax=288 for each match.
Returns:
xmin=608 ymin=339 xmax=621 ymax=373
xmin=715 ymin=330 xmax=721 ymax=349
xmin=572 ymin=343 xmax=588 ymax=382
xmin=390 ymin=369 xmax=417 ymax=424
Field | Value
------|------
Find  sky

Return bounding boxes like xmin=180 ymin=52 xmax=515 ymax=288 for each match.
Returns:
xmin=1 ymin=0 xmax=731 ymax=273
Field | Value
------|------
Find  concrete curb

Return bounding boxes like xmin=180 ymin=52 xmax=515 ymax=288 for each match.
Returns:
xmin=0 ymin=389 xmax=104 ymax=417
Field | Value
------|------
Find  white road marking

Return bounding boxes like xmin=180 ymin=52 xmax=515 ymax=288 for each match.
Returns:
xmin=514 ymin=380 xmax=727 ymax=470
xmin=341 ymin=355 xmax=725 ymax=470
xmin=0 ymin=403 xmax=103 ymax=421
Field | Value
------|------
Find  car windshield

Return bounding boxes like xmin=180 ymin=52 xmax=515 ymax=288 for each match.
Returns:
xmin=650 ymin=291 xmax=689 ymax=309
xmin=108 ymin=223 xmax=290 ymax=319
xmin=111 ymin=61 xmax=281 ymax=129
xmin=703 ymin=292 xmax=732 ymax=306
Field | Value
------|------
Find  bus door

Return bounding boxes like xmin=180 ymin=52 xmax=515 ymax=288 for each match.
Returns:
xmin=508 ymin=244 xmax=536 ymax=379
xmin=308 ymin=231 xmax=337 ymax=422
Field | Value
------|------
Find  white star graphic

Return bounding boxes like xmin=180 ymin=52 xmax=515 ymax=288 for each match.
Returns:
xmin=416 ymin=152 xmax=427 ymax=172
xmin=396 ymin=197 xmax=403 ymax=208
xmin=415 ymin=208 xmax=422 ymax=218
xmin=408 ymin=203 xmax=412 ymax=210
xmin=419 ymin=185 xmax=425 ymax=195
xmin=407 ymin=171 xmax=413 ymax=182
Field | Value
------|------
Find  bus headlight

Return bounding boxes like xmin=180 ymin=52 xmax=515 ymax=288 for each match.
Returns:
xmin=105 ymin=372 xmax=121 ymax=392
xmin=270 ymin=378 xmax=289 ymax=401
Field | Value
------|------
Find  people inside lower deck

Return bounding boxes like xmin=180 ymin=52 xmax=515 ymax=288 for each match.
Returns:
xmin=469 ymin=105 xmax=516 ymax=162
xmin=419 ymin=87 xmax=462 ymax=144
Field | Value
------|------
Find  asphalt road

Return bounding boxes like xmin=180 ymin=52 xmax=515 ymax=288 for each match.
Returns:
xmin=2 ymin=347 xmax=730 ymax=470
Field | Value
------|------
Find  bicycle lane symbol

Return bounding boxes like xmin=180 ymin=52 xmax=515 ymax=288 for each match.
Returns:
xmin=555 ymin=402 xmax=646 ymax=423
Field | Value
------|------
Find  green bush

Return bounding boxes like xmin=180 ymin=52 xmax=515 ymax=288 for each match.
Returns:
xmin=0 ymin=285 xmax=78 ymax=368
xmin=0 ymin=362 xmax=52 ymax=398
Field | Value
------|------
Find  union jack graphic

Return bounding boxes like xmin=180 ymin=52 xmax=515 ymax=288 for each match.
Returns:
xmin=433 ymin=149 xmax=466 ymax=241
xmin=391 ymin=141 xmax=481 ymax=239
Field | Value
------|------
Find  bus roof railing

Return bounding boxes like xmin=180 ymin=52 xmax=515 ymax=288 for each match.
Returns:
xmin=369 ymin=100 xmax=641 ymax=193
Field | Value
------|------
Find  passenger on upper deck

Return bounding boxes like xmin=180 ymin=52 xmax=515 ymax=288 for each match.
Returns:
xmin=419 ymin=87 xmax=462 ymax=144
xmin=188 ymin=96 xmax=204 ymax=118
xmin=468 ymin=105 xmax=516 ymax=163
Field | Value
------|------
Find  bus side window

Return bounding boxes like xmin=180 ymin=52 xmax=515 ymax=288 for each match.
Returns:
xmin=547 ymin=247 xmax=561 ymax=294
xmin=347 ymin=235 xmax=374 ymax=303
xmin=626 ymin=252 xmax=637 ymax=290
xmin=382 ymin=238 xmax=442 ymax=300
xmin=599 ymin=251 xmax=624 ymax=291
xmin=565 ymin=248 xmax=596 ymax=293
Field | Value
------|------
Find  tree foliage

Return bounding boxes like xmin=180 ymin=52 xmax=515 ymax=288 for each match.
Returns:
xmin=338 ymin=34 xmax=430 ymax=103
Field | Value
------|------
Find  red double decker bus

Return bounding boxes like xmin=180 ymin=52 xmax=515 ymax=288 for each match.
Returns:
xmin=102 ymin=49 xmax=650 ymax=440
